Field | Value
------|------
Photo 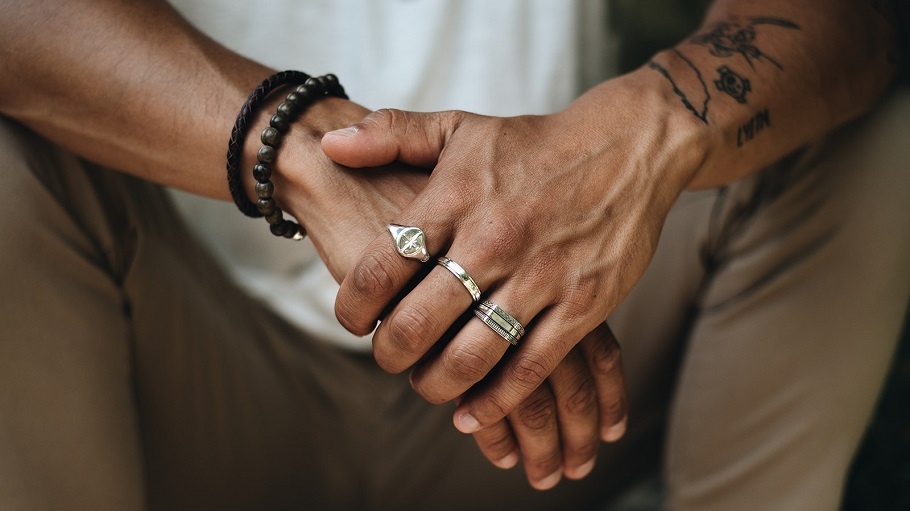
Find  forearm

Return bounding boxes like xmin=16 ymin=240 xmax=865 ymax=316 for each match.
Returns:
xmin=0 ymin=0 xmax=362 ymax=200
xmin=565 ymin=0 xmax=897 ymax=196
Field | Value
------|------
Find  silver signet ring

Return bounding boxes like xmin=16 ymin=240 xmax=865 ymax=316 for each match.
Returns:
xmin=388 ymin=224 xmax=430 ymax=262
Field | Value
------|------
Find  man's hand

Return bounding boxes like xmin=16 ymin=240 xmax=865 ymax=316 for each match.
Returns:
xmin=471 ymin=323 xmax=627 ymax=490
xmin=270 ymin=103 xmax=630 ymax=488
xmin=321 ymin=0 xmax=896 ymax=439
xmin=322 ymin=73 xmax=696 ymax=437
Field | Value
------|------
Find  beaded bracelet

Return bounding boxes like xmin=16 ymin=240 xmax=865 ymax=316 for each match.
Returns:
xmin=227 ymin=71 xmax=347 ymax=240
xmin=226 ymin=70 xmax=310 ymax=218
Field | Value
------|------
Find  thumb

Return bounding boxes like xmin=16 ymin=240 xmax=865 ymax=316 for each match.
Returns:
xmin=321 ymin=108 xmax=461 ymax=169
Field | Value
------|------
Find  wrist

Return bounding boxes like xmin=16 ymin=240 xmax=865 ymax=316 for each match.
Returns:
xmin=560 ymin=67 xmax=712 ymax=214
xmin=236 ymin=78 xmax=370 ymax=224
xmin=254 ymin=96 xmax=373 ymax=228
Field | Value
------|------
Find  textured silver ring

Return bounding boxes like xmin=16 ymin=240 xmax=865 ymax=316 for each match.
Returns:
xmin=388 ymin=224 xmax=430 ymax=262
xmin=436 ymin=257 xmax=482 ymax=302
xmin=474 ymin=300 xmax=525 ymax=346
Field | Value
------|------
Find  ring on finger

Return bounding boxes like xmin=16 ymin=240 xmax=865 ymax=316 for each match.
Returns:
xmin=436 ymin=257 xmax=482 ymax=302
xmin=474 ymin=300 xmax=525 ymax=346
xmin=388 ymin=224 xmax=430 ymax=262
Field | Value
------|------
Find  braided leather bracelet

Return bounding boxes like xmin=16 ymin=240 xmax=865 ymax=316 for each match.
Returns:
xmin=226 ymin=70 xmax=309 ymax=218
xmin=226 ymin=71 xmax=347 ymax=240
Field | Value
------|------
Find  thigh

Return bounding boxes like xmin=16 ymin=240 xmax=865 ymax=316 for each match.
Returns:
xmin=0 ymin=120 xmax=145 ymax=509
xmin=0 ymin=118 xmax=369 ymax=510
xmin=664 ymin=88 xmax=910 ymax=511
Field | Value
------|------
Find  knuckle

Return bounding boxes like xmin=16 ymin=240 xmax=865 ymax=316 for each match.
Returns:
xmin=572 ymin=439 xmax=601 ymax=463
xmin=408 ymin=373 xmax=447 ymax=404
xmin=387 ymin=302 xmax=440 ymax=355
xmin=366 ymin=108 xmax=402 ymax=129
xmin=602 ymin=395 xmax=626 ymax=419
xmin=473 ymin=216 xmax=527 ymax=266
xmin=445 ymin=343 xmax=493 ymax=384
xmin=476 ymin=392 xmax=511 ymax=422
xmin=510 ymin=352 xmax=552 ymax=392
xmin=526 ymin=449 xmax=563 ymax=477
xmin=349 ymin=252 xmax=398 ymax=303
xmin=478 ymin=428 xmax=516 ymax=458
xmin=562 ymin=377 xmax=598 ymax=416
xmin=516 ymin=393 xmax=557 ymax=432
xmin=589 ymin=340 xmax=622 ymax=376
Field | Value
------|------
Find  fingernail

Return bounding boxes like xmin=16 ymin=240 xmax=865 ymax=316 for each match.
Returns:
xmin=324 ymin=126 xmax=359 ymax=138
xmin=601 ymin=419 xmax=627 ymax=442
xmin=455 ymin=413 xmax=480 ymax=433
xmin=493 ymin=451 xmax=519 ymax=469
xmin=533 ymin=469 xmax=563 ymax=491
xmin=566 ymin=458 xmax=596 ymax=480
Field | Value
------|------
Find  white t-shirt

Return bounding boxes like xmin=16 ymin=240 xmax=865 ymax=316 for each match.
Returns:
xmin=167 ymin=0 xmax=616 ymax=350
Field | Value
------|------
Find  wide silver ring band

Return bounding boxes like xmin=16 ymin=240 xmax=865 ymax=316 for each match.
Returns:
xmin=436 ymin=257 xmax=482 ymax=302
xmin=473 ymin=300 xmax=524 ymax=346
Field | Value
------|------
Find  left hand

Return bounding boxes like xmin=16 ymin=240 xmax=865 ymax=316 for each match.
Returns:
xmin=322 ymin=73 xmax=701 ymax=434
xmin=471 ymin=322 xmax=627 ymax=489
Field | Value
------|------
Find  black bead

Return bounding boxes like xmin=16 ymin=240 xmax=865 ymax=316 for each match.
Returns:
xmin=277 ymin=100 xmax=299 ymax=118
xmin=253 ymin=163 xmax=271 ymax=183
xmin=255 ymin=181 xmax=274 ymax=198
xmin=304 ymin=77 xmax=322 ymax=93
xmin=270 ymin=221 xmax=289 ymax=236
xmin=285 ymin=91 xmax=304 ymax=107
xmin=261 ymin=127 xmax=281 ymax=146
xmin=324 ymin=74 xmax=338 ymax=87
xmin=270 ymin=112 xmax=290 ymax=133
xmin=265 ymin=209 xmax=283 ymax=225
xmin=257 ymin=145 xmax=276 ymax=164
xmin=282 ymin=221 xmax=299 ymax=238
xmin=257 ymin=197 xmax=276 ymax=215
xmin=294 ymin=84 xmax=314 ymax=100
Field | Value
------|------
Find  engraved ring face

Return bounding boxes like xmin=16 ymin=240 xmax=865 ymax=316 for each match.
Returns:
xmin=388 ymin=224 xmax=430 ymax=262
xmin=474 ymin=300 xmax=524 ymax=346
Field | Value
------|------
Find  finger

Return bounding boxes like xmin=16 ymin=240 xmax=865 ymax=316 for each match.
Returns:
xmin=321 ymin=108 xmax=462 ymax=169
xmin=470 ymin=419 xmax=520 ymax=470
xmin=508 ymin=383 xmax=563 ymax=490
xmin=453 ymin=304 xmax=594 ymax=433
xmin=334 ymin=229 xmax=439 ymax=336
xmin=547 ymin=349 xmax=600 ymax=480
xmin=332 ymin=110 xmax=470 ymax=336
xmin=579 ymin=322 xmax=628 ymax=442
xmin=370 ymin=255 xmax=486 ymax=374
xmin=408 ymin=279 xmax=553 ymax=407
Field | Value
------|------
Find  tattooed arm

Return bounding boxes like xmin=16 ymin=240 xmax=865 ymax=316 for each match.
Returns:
xmin=319 ymin=0 xmax=900 ymax=468
xmin=642 ymin=0 xmax=897 ymax=187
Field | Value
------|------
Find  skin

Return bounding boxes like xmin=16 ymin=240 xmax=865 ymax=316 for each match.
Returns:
xmin=323 ymin=0 xmax=898 ymax=484
xmin=0 ymin=0 xmax=627 ymax=492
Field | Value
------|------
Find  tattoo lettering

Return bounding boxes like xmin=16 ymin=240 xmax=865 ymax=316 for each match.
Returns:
xmin=715 ymin=66 xmax=751 ymax=103
xmin=690 ymin=17 xmax=800 ymax=70
xmin=648 ymin=49 xmax=711 ymax=124
xmin=737 ymin=108 xmax=771 ymax=147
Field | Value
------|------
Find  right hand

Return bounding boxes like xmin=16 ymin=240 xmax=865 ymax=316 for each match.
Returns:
xmin=260 ymin=102 xmax=629 ymax=487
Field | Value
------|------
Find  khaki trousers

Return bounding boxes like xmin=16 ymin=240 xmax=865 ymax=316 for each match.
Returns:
xmin=1 ymin=89 xmax=908 ymax=511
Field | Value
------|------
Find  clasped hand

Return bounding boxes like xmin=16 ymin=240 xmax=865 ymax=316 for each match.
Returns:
xmin=310 ymin=84 xmax=685 ymax=487
xmin=291 ymin=82 xmax=692 ymax=487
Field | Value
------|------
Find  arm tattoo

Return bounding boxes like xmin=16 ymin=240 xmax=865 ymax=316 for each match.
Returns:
xmin=690 ymin=16 xmax=800 ymax=70
xmin=737 ymin=108 xmax=771 ymax=147
xmin=647 ymin=49 xmax=711 ymax=124
xmin=715 ymin=65 xmax=751 ymax=103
